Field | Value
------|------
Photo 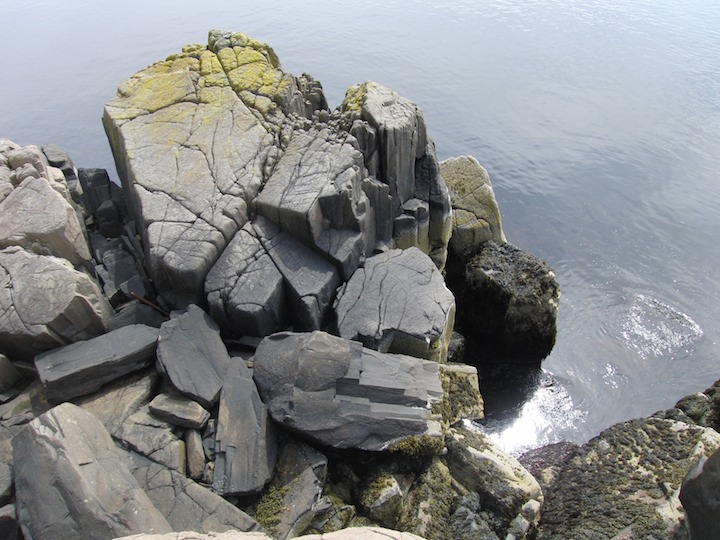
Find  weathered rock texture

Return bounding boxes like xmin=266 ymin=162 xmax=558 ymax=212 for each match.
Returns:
xmin=12 ymin=403 xmax=171 ymax=540
xmin=0 ymin=246 xmax=111 ymax=361
xmin=537 ymin=417 xmax=720 ymax=539
xmin=116 ymin=527 xmax=427 ymax=540
xmin=253 ymin=331 xmax=443 ymax=450
xmin=440 ymin=156 xmax=505 ymax=257
xmin=679 ymin=447 xmax=720 ymax=540
xmin=334 ymin=248 xmax=455 ymax=363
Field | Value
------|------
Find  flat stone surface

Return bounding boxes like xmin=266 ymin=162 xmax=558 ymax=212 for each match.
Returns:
xmin=0 ymin=246 xmax=111 ymax=361
xmin=35 ymin=324 xmax=159 ymax=402
xmin=127 ymin=450 xmax=261 ymax=534
xmin=334 ymin=247 xmax=455 ymax=362
xmin=253 ymin=331 xmax=443 ymax=450
xmin=12 ymin=403 xmax=171 ymax=540
xmin=156 ymin=305 xmax=230 ymax=408
xmin=115 ymin=407 xmax=186 ymax=471
xmin=149 ymin=393 xmax=210 ymax=429
xmin=213 ymin=361 xmax=276 ymax=495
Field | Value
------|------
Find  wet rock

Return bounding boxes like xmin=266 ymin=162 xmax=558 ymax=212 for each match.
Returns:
xmin=205 ymin=222 xmax=285 ymax=337
xmin=149 ymin=393 xmax=210 ymax=429
xmin=12 ymin=403 xmax=171 ymax=540
xmin=35 ymin=323 xmax=159 ymax=402
xmin=334 ymin=248 xmax=455 ymax=362
xmin=0 ymin=246 xmax=111 ymax=361
xmin=0 ymin=504 xmax=19 ymax=540
xmin=115 ymin=407 xmax=186 ymax=471
xmin=253 ymin=331 xmax=443 ymax=450
xmin=127 ymin=451 xmax=261 ymax=534
xmin=440 ymin=156 xmax=505 ymax=258
xmin=255 ymin=439 xmax=327 ymax=539
xmin=537 ymin=417 xmax=720 ymax=539
xmin=679 ymin=447 xmax=720 ymax=540
xmin=156 ymin=305 xmax=230 ymax=408
xmin=212 ymin=361 xmax=277 ymax=495
xmin=452 ymin=241 xmax=559 ymax=365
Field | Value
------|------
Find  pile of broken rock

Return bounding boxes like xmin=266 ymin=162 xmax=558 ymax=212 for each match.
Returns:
xmin=2 ymin=29 xmax=716 ymax=540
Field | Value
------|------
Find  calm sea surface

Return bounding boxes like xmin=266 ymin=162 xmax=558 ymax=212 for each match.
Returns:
xmin=2 ymin=0 xmax=719 ymax=453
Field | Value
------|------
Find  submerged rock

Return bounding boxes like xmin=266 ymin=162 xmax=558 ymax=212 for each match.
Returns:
xmin=253 ymin=331 xmax=443 ymax=450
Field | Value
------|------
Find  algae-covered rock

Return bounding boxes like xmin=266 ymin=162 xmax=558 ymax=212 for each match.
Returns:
xmin=437 ymin=363 xmax=484 ymax=425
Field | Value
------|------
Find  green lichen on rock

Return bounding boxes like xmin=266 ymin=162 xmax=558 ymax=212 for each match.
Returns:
xmin=389 ymin=434 xmax=445 ymax=464
xmin=436 ymin=363 xmax=484 ymax=425
xmin=339 ymin=82 xmax=369 ymax=114
xmin=398 ymin=458 xmax=456 ymax=540
xmin=537 ymin=417 xmax=720 ymax=539
xmin=253 ymin=482 xmax=290 ymax=535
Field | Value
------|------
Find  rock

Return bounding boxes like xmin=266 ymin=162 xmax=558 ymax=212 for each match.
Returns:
xmin=35 ymin=324 xmax=159 ymax=402
xmin=255 ymin=439 xmax=328 ymax=539
xmin=94 ymin=239 xmax=146 ymax=305
xmin=0 ymin=246 xmax=111 ymax=361
xmin=0 ymin=504 xmax=19 ymax=540
xmin=78 ymin=168 xmax=126 ymax=237
xmin=205 ymin=222 xmax=285 ymax=337
xmin=149 ymin=393 xmax=210 ymax=429
xmin=42 ymin=144 xmax=81 ymax=201
xmin=253 ymin=216 xmax=341 ymax=332
xmin=0 ymin=381 xmax=52 ymax=426
xmin=127 ymin=450 xmax=261 ymax=534
xmin=116 ymin=533 xmax=272 ymax=540
xmin=437 ymin=363 xmax=484 ymax=425
xmin=74 ymin=369 xmax=158 ymax=435
xmin=446 ymin=426 xmax=543 ymax=528
xmin=253 ymin=331 xmax=443 ymax=450
xmin=115 ymin=407 xmax=186 ymax=471
xmin=185 ymin=429 xmax=206 ymax=481
xmin=0 ymin=354 xmax=22 ymax=401
xmin=447 ymin=492 xmax=500 ymax=540
xmin=109 ymin=300 xmax=168 ymax=331
xmin=358 ymin=472 xmax=404 ymax=528
xmin=679 ymin=447 xmax=720 ymax=540
xmin=451 ymin=241 xmax=559 ymax=365
xmin=12 ymin=403 xmax=171 ymax=540
xmin=301 ymin=527 xmax=427 ymax=540
xmin=212 ymin=361 xmax=277 ymax=495
xmin=518 ymin=442 xmax=577 ymax=495
xmin=334 ymin=248 xmax=455 ymax=363
xmin=440 ymin=156 xmax=505 ymax=258
xmin=156 ymin=305 xmax=230 ymax=408
xmin=537 ymin=417 xmax=720 ymax=539
xmin=0 ymin=461 xmax=12 ymax=506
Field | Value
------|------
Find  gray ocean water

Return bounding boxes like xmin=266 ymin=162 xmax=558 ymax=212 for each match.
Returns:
xmin=2 ymin=0 xmax=719 ymax=454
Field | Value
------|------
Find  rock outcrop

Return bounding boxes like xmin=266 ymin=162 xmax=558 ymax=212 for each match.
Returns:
xmin=253 ymin=331 xmax=443 ymax=450
xmin=679 ymin=447 xmax=720 ymax=540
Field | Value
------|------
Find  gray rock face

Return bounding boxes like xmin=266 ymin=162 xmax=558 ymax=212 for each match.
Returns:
xmin=115 ymin=407 xmax=186 ymax=472
xmin=454 ymin=241 xmax=559 ymax=365
xmin=212 ymin=361 xmax=277 ymax=495
xmin=127 ymin=451 xmax=261 ymax=534
xmin=42 ymin=144 xmax=80 ymax=201
xmin=12 ymin=403 xmax=171 ymax=540
xmin=0 ymin=461 xmax=12 ymax=506
xmin=334 ymin=248 xmax=455 ymax=362
xmin=253 ymin=331 xmax=443 ymax=450
xmin=680 ymin=447 xmax=720 ymax=540
xmin=149 ymin=393 xmax=210 ymax=429
xmin=35 ymin=324 xmax=159 ymax=402
xmin=538 ymin=417 xmax=720 ymax=539
xmin=156 ymin=305 xmax=230 ymax=408
xmin=440 ymin=156 xmax=505 ymax=257
xmin=0 ymin=354 xmax=21 ymax=401
xmin=0 ymin=246 xmax=111 ymax=361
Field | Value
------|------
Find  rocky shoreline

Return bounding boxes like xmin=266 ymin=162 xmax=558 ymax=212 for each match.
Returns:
xmin=0 ymin=30 xmax=718 ymax=540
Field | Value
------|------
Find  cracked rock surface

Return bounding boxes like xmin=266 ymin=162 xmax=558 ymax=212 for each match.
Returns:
xmin=12 ymin=403 xmax=171 ymax=540
xmin=334 ymin=248 xmax=455 ymax=363
xmin=253 ymin=331 xmax=443 ymax=450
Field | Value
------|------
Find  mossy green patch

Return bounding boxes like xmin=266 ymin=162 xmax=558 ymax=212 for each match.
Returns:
xmin=340 ymin=83 xmax=369 ymax=114
xmin=398 ymin=459 xmax=456 ymax=540
xmin=436 ymin=364 xmax=484 ymax=425
xmin=389 ymin=434 xmax=445 ymax=464
xmin=254 ymin=482 xmax=290 ymax=535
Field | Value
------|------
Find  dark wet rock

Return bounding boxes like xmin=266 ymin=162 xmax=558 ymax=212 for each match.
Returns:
xmin=537 ymin=417 xmax=720 ymax=539
xmin=334 ymin=248 xmax=455 ymax=363
xmin=0 ymin=461 xmax=12 ymax=506
xmin=679 ymin=447 xmax=720 ymax=540
xmin=446 ymin=332 xmax=466 ymax=364
xmin=74 ymin=369 xmax=158 ymax=435
xmin=205 ymin=222 xmax=285 ymax=337
xmin=253 ymin=331 xmax=443 ymax=450
xmin=109 ymin=300 xmax=168 ymax=331
xmin=0 ymin=504 xmax=19 ymax=540
xmin=255 ymin=439 xmax=327 ymax=539
xmin=212 ymin=361 xmax=277 ymax=495
xmin=440 ymin=156 xmax=505 ymax=258
xmin=185 ymin=429 xmax=206 ymax=481
xmin=149 ymin=393 xmax=210 ymax=429
xmin=127 ymin=450 xmax=261 ymax=534
xmin=451 ymin=241 xmax=559 ymax=365
xmin=253 ymin=216 xmax=341 ymax=332
xmin=12 ymin=403 xmax=171 ymax=539
xmin=93 ymin=238 xmax=146 ymax=306
xmin=156 ymin=305 xmax=230 ymax=408
xmin=115 ymin=406 xmax=186 ymax=471
xmin=0 ymin=354 xmax=22 ymax=402
xmin=78 ymin=168 xmax=124 ymax=220
xmin=0 ymin=246 xmax=111 ymax=361
xmin=35 ymin=323 xmax=159 ymax=402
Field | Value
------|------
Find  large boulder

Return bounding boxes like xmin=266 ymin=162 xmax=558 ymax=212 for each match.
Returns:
xmin=440 ymin=155 xmax=505 ymax=257
xmin=253 ymin=331 xmax=443 ymax=450
xmin=12 ymin=403 xmax=171 ymax=540
xmin=34 ymin=324 xmax=159 ymax=402
xmin=0 ymin=246 xmax=111 ymax=361
xmin=334 ymin=248 xmax=455 ymax=363
xmin=679 ymin=447 xmax=720 ymax=540
xmin=537 ymin=417 xmax=720 ymax=539
xmin=451 ymin=241 xmax=559 ymax=365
